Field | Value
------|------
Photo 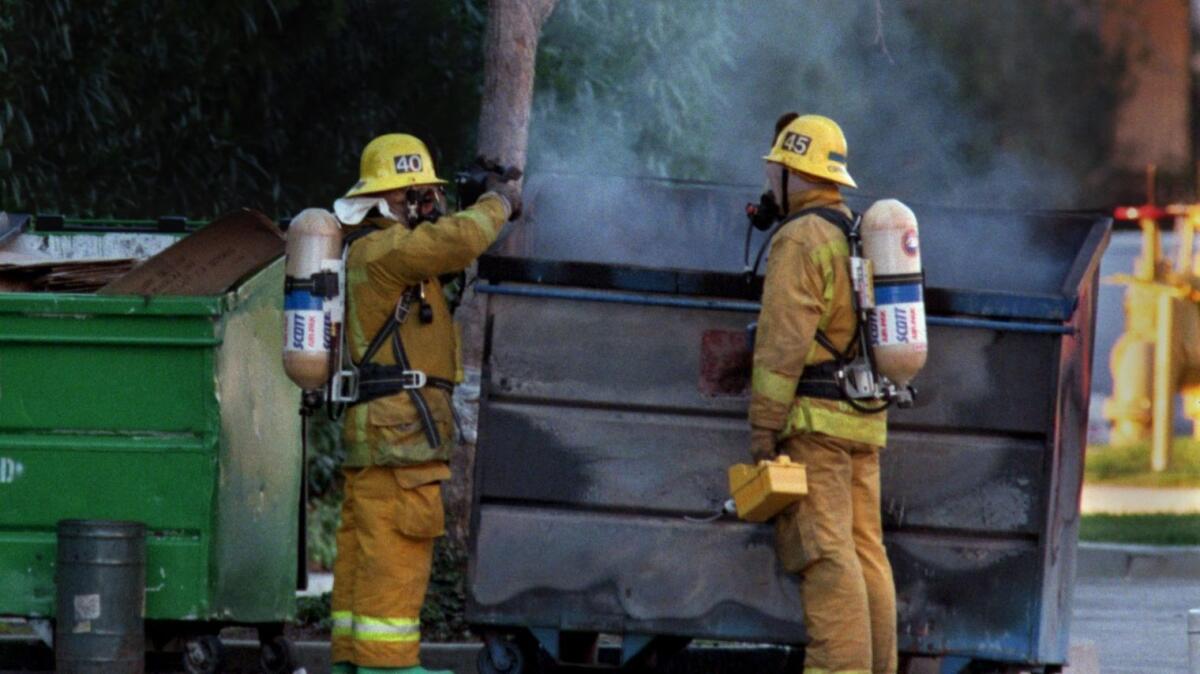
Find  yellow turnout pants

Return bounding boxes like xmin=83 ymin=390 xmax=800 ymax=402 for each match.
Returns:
xmin=774 ymin=434 xmax=897 ymax=674
xmin=331 ymin=465 xmax=446 ymax=667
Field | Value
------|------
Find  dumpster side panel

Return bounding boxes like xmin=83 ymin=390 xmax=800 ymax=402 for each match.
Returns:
xmin=478 ymin=402 xmax=744 ymax=516
xmin=210 ymin=260 xmax=300 ymax=621
xmin=469 ymin=504 xmax=806 ymax=644
xmin=0 ymin=444 xmax=213 ymax=618
xmin=887 ymin=531 xmax=1039 ymax=661
xmin=0 ymin=314 xmax=220 ymax=434
xmin=470 ymin=293 xmax=1059 ymax=659
xmin=0 ymin=530 xmax=209 ymax=619
xmin=485 ymin=292 xmax=749 ymax=414
xmin=470 ymin=182 xmax=1109 ymax=668
xmin=0 ymin=294 xmax=221 ymax=620
xmin=1034 ymin=266 xmax=1100 ymax=662
xmin=882 ymin=431 xmax=1044 ymax=535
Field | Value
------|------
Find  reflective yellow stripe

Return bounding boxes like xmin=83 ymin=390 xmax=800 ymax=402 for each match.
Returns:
xmin=337 ymin=613 xmax=422 ymax=643
xmin=331 ymin=611 xmax=353 ymax=637
xmin=354 ymin=630 xmax=421 ymax=643
xmin=354 ymin=614 xmax=420 ymax=628
xmin=783 ymin=398 xmax=887 ymax=447
xmin=752 ymin=366 xmax=797 ymax=404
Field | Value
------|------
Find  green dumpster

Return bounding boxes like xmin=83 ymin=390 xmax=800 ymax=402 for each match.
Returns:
xmin=0 ymin=216 xmax=301 ymax=651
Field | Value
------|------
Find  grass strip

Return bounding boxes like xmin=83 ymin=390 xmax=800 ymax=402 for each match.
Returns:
xmin=1085 ymin=440 xmax=1200 ymax=487
xmin=1080 ymin=513 xmax=1200 ymax=546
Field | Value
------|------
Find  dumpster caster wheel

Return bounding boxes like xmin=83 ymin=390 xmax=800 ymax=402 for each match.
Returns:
xmin=477 ymin=639 xmax=524 ymax=674
xmin=183 ymin=634 xmax=226 ymax=674
xmin=259 ymin=635 xmax=298 ymax=673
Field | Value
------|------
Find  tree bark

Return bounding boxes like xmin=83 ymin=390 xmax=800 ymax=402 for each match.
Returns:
xmin=476 ymin=0 xmax=558 ymax=170
xmin=446 ymin=0 xmax=557 ymax=547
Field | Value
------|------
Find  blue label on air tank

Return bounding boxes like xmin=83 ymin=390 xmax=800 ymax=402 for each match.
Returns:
xmin=869 ymin=282 xmax=926 ymax=349
xmin=284 ymin=290 xmax=323 ymax=311
xmin=874 ymin=282 xmax=923 ymax=306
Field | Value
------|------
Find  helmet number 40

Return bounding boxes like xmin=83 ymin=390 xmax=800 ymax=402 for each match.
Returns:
xmin=394 ymin=154 xmax=424 ymax=174
xmin=781 ymin=132 xmax=812 ymax=156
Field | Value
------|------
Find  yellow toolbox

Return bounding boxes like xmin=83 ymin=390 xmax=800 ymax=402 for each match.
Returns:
xmin=727 ymin=456 xmax=808 ymax=522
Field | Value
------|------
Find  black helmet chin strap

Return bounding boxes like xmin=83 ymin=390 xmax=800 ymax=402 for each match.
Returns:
xmin=780 ymin=164 xmax=790 ymax=217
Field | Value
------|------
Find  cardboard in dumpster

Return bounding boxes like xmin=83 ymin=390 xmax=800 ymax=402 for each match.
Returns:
xmin=99 ymin=209 xmax=284 ymax=296
xmin=0 ymin=256 xmax=137 ymax=292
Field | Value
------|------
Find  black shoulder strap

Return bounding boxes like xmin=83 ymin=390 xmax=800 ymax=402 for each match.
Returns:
xmin=341 ymin=223 xmax=380 ymax=251
xmin=750 ymin=206 xmax=857 ymax=276
xmin=803 ymin=207 xmax=855 ymax=239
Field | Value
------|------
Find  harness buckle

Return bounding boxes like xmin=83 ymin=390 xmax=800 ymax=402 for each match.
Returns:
xmin=395 ymin=298 xmax=411 ymax=324
xmin=401 ymin=370 xmax=428 ymax=389
xmin=330 ymin=367 xmax=360 ymax=403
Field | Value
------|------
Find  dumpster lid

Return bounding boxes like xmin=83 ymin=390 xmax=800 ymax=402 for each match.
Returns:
xmin=484 ymin=174 xmax=1111 ymax=321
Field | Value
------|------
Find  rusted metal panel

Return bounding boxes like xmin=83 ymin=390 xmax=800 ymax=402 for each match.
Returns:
xmin=882 ymin=431 xmax=1045 ymax=535
xmin=469 ymin=505 xmax=806 ymax=644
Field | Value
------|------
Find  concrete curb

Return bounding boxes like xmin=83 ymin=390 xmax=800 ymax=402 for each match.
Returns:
xmin=1075 ymin=541 xmax=1200 ymax=579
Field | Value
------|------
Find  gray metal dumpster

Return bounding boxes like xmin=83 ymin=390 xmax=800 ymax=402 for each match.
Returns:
xmin=466 ymin=175 xmax=1110 ymax=673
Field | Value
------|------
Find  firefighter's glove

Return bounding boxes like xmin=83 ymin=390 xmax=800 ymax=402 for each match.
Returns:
xmin=484 ymin=166 xmax=523 ymax=220
xmin=750 ymin=427 xmax=779 ymax=463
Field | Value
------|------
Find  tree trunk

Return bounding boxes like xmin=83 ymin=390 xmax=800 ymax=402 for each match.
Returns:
xmin=476 ymin=0 xmax=558 ymax=170
xmin=446 ymin=0 xmax=557 ymax=546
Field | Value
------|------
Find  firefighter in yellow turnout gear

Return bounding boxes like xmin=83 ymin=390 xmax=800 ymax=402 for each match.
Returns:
xmin=750 ymin=115 xmax=897 ymax=674
xmin=330 ymin=134 xmax=520 ymax=674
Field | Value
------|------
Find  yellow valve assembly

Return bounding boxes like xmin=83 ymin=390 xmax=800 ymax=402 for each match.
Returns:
xmin=727 ymin=456 xmax=808 ymax=522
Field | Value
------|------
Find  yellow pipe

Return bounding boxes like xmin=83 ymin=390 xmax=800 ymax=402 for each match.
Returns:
xmin=1137 ymin=216 xmax=1162 ymax=281
xmin=1151 ymin=293 xmax=1177 ymax=472
xmin=1176 ymin=215 xmax=1195 ymax=277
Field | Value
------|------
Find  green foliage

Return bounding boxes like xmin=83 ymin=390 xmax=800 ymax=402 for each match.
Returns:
xmin=1080 ymin=514 xmax=1200 ymax=546
xmin=306 ymin=487 xmax=342 ymax=572
xmin=296 ymin=591 xmax=333 ymax=630
xmin=304 ymin=414 xmax=345 ymax=572
xmin=306 ymin=414 xmax=346 ymax=498
xmin=420 ymin=537 xmax=471 ymax=642
xmin=2 ymin=1 xmax=1131 ymax=216
xmin=1086 ymin=441 xmax=1200 ymax=487
xmin=0 ymin=0 xmax=486 ymax=217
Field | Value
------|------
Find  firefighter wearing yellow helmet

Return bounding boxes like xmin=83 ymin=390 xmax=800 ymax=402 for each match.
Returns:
xmin=750 ymin=113 xmax=897 ymax=674
xmin=329 ymin=133 xmax=520 ymax=674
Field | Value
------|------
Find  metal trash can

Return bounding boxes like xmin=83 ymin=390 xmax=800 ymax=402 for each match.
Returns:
xmin=0 ymin=216 xmax=303 ymax=671
xmin=466 ymin=175 xmax=1110 ymax=673
xmin=55 ymin=519 xmax=145 ymax=674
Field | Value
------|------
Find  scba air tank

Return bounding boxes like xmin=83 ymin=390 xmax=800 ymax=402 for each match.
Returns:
xmin=283 ymin=208 xmax=343 ymax=391
xmin=862 ymin=199 xmax=927 ymax=388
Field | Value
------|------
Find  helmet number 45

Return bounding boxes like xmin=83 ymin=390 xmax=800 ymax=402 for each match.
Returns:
xmin=781 ymin=132 xmax=811 ymax=156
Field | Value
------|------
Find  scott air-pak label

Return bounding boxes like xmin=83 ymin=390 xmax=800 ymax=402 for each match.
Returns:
xmin=869 ymin=283 xmax=927 ymax=350
xmin=284 ymin=291 xmax=331 ymax=353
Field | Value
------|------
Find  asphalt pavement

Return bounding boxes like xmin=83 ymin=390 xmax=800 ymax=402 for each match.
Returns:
xmin=1070 ymin=574 xmax=1200 ymax=674
xmin=4 ymin=558 xmax=1197 ymax=673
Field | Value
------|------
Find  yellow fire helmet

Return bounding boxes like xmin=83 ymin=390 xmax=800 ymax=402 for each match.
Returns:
xmin=763 ymin=114 xmax=857 ymax=189
xmin=344 ymin=133 xmax=448 ymax=198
